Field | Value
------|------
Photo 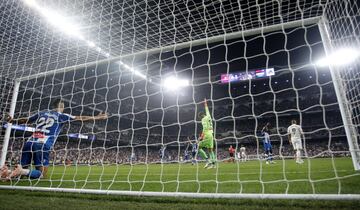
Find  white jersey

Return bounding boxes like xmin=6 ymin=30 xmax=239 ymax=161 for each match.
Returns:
xmin=287 ymin=124 xmax=303 ymax=141
xmin=240 ymin=147 xmax=246 ymax=153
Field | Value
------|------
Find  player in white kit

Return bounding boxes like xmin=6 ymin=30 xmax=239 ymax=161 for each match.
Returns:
xmin=287 ymin=120 xmax=304 ymax=164
xmin=239 ymin=145 xmax=247 ymax=162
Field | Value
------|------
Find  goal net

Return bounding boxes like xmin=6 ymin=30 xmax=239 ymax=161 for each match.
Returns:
xmin=0 ymin=0 xmax=359 ymax=199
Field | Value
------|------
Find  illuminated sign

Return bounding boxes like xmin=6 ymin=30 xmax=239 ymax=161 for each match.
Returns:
xmin=221 ymin=68 xmax=275 ymax=84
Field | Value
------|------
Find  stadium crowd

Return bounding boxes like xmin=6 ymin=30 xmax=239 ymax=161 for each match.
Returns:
xmin=3 ymin=133 xmax=349 ymax=166
xmin=0 ymin=72 xmax=352 ymax=167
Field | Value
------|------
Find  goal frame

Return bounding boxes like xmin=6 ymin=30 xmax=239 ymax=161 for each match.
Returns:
xmin=0 ymin=185 xmax=360 ymax=200
xmin=317 ymin=18 xmax=360 ymax=171
xmin=0 ymin=79 xmax=20 ymax=166
xmin=1 ymin=16 xmax=360 ymax=199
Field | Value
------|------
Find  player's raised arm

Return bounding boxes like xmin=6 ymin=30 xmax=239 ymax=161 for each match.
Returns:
xmin=203 ymin=98 xmax=213 ymax=131
xmin=74 ymin=112 xmax=108 ymax=122
xmin=204 ymin=98 xmax=211 ymax=117
xmin=197 ymin=133 xmax=204 ymax=141
xmin=187 ymin=137 xmax=194 ymax=144
xmin=261 ymin=123 xmax=269 ymax=133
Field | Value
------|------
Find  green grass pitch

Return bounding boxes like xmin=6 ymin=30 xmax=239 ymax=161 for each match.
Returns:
xmin=1 ymin=157 xmax=360 ymax=193
xmin=1 ymin=157 xmax=360 ymax=209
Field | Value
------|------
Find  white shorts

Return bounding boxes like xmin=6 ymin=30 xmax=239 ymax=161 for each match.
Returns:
xmin=241 ymin=152 xmax=246 ymax=157
xmin=292 ymin=139 xmax=303 ymax=150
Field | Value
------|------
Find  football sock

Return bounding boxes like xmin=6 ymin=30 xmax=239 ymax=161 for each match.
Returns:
xmin=198 ymin=149 xmax=208 ymax=160
xmin=209 ymin=151 xmax=216 ymax=164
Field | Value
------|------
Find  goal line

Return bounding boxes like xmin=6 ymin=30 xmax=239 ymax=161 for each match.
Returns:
xmin=0 ymin=185 xmax=359 ymax=200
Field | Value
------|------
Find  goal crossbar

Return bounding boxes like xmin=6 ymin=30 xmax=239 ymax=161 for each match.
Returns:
xmin=18 ymin=16 xmax=321 ymax=81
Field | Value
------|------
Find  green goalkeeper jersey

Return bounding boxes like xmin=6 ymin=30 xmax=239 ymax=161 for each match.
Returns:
xmin=202 ymin=106 xmax=213 ymax=134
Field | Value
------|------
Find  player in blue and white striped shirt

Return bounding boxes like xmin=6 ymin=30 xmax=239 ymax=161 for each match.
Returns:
xmin=187 ymin=137 xmax=198 ymax=165
xmin=159 ymin=145 xmax=166 ymax=162
xmin=262 ymin=123 xmax=275 ymax=164
xmin=1 ymin=99 xmax=108 ymax=180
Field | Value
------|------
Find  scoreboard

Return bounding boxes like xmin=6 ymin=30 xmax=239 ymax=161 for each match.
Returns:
xmin=221 ymin=68 xmax=275 ymax=84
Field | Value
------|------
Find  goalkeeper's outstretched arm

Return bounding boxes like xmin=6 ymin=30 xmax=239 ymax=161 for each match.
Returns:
xmin=203 ymin=98 xmax=213 ymax=131
xmin=204 ymin=98 xmax=211 ymax=118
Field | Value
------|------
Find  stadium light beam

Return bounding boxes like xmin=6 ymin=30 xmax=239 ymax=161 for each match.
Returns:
xmin=23 ymin=0 xmax=38 ymax=8
xmin=23 ymin=0 xmax=84 ymax=40
xmin=163 ymin=77 xmax=189 ymax=91
xmin=87 ymin=41 xmax=95 ymax=47
xmin=316 ymin=48 xmax=360 ymax=67
xmin=115 ymin=61 xmax=147 ymax=79
xmin=134 ymin=71 xmax=147 ymax=79
xmin=23 ymin=0 xmax=148 ymax=80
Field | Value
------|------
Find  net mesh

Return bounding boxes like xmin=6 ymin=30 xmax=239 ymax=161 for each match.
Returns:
xmin=0 ymin=0 xmax=359 ymax=195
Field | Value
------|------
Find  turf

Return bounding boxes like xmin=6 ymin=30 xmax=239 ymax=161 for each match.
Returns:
xmin=1 ymin=157 xmax=360 ymax=194
xmin=1 ymin=157 xmax=360 ymax=209
xmin=1 ymin=189 xmax=360 ymax=210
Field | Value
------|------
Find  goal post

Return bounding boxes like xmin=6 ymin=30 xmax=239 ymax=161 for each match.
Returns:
xmin=0 ymin=79 xmax=20 ymax=167
xmin=317 ymin=18 xmax=360 ymax=171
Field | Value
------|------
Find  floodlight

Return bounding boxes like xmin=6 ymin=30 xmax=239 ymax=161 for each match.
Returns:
xmin=163 ymin=77 xmax=189 ymax=91
xmin=317 ymin=48 xmax=360 ymax=67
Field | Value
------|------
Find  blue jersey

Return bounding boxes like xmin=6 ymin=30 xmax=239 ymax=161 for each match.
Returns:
xmin=184 ymin=150 xmax=190 ymax=160
xmin=27 ymin=110 xmax=75 ymax=148
xmin=263 ymin=132 xmax=271 ymax=144
xmin=191 ymin=143 xmax=198 ymax=153
xmin=262 ymin=131 xmax=272 ymax=150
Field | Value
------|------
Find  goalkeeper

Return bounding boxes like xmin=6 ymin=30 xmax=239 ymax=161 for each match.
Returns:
xmin=197 ymin=98 xmax=216 ymax=169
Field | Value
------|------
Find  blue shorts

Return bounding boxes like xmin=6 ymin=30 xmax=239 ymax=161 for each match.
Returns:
xmin=264 ymin=143 xmax=272 ymax=152
xmin=21 ymin=141 xmax=51 ymax=167
xmin=192 ymin=151 xmax=197 ymax=158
